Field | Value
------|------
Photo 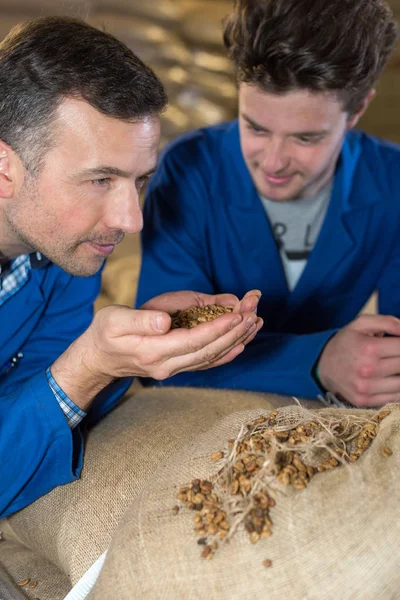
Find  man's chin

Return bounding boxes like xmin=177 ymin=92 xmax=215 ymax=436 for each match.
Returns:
xmin=55 ymin=255 xmax=105 ymax=277
xmin=252 ymin=176 xmax=299 ymax=202
xmin=256 ymin=186 xmax=299 ymax=202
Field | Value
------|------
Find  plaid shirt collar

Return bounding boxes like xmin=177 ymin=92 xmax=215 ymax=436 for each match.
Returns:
xmin=0 ymin=252 xmax=50 ymax=294
xmin=0 ymin=251 xmax=50 ymax=275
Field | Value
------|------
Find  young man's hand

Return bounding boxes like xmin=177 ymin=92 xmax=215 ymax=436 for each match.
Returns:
xmin=51 ymin=289 xmax=263 ymax=410
xmin=317 ymin=314 xmax=400 ymax=407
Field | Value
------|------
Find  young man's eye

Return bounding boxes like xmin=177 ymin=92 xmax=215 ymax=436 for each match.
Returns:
xmin=248 ymin=123 xmax=265 ymax=134
xmin=297 ymin=135 xmax=322 ymax=145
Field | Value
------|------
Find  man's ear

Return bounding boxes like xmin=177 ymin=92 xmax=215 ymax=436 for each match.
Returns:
xmin=347 ymin=89 xmax=376 ymax=129
xmin=0 ymin=140 xmax=16 ymax=199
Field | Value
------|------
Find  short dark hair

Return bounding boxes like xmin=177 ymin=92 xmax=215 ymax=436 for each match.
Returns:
xmin=223 ymin=0 xmax=398 ymax=113
xmin=0 ymin=16 xmax=168 ymax=174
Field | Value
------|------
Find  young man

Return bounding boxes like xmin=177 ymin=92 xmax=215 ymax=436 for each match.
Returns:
xmin=0 ymin=17 xmax=262 ymax=518
xmin=137 ymin=0 xmax=400 ymax=408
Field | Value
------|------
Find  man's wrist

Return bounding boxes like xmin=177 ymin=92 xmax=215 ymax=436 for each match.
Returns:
xmin=51 ymin=341 xmax=113 ymax=411
xmin=45 ymin=367 xmax=87 ymax=428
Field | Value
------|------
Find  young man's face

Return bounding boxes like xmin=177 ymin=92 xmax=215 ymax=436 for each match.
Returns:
xmin=238 ymin=84 xmax=366 ymax=202
xmin=2 ymin=98 xmax=160 ymax=276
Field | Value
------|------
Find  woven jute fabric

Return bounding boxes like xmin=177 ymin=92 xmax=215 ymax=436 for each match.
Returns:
xmin=2 ymin=387 xmax=311 ymax=584
xmin=89 ymin=403 xmax=400 ymax=600
xmin=0 ymin=540 xmax=70 ymax=600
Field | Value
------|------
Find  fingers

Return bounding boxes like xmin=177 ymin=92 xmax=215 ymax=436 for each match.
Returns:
xmin=353 ymin=392 xmax=400 ymax=408
xmin=196 ymin=343 xmax=246 ymax=370
xmin=374 ymin=336 xmax=400 ymax=359
xmin=140 ymin=290 xmax=240 ymax=313
xmin=192 ymin=317 xmax=263 ymax=370
xmin=186 ymin=312 xmax=259 ymax=359
xmin=233 ymin=290 xmax=262 ymax=314
xmin=139 ymin=291 xmax=198 ymax=312
xmin=138 ymin=290 xmax=261 ymax=319
xmin=145 ymin=311 xmax=253 ymax=359
xmin=240 ymin=317 xmax=263 ymax=346
xmin=95 ymin=301 xmax=263 ymax=381
xmin=350 ymin=314 xmax=400 ymax=337
xmin=97 ymin=305 xmax=171 ymax=337
xmin=373 ymin=357 xmax=400 ymax=378
xmin=207 ymin=292 xmax=240 ymax=307
xmin=173 ymin=316 xmax=263 ymax=374
xmin=149 ymin=312 xmax=258 ymax=376
xmin=355 ymin=375 xmax=400 ymax=397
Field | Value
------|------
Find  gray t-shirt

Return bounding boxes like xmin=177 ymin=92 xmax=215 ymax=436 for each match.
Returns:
xmin=260 ymin=182 xmax=332 ymax=291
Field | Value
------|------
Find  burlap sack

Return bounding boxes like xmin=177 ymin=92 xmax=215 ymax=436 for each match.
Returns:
xmin=0 ymin=540 xmax=71 ymax=600
xmin=89 ymin=403 xmax=400 ymax=600
xmin=1 ymin=387 xmax=313 ymax=585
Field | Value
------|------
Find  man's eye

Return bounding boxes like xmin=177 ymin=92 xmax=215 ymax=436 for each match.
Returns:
xmin=92 ymin=177 xmax=111 ymax=186
xmin=248 ymin=124 xmax=265 ymax=134
xmin=297 ymin=136 xmax=322 ymax=145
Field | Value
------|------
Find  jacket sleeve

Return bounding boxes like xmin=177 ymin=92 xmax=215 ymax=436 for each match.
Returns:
xmin=137 ymin=147 xmax=337 ymax=399
xmin=0 ymin=268 xmax=131 ymax=518
xmin=377 ymin=225 xmax=400 ymax=318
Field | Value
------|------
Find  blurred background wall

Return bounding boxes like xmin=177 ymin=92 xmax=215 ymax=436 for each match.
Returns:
xmin=0 ymin=0 xmax=397 ymax=310
xmin=0 ymin=0 xmax=399 ymax=145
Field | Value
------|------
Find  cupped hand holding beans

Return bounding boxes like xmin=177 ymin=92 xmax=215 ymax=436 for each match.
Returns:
xmin=50 ymin=289 xmax=263 ymax=411
xmin=317 ymin=314 xmax=400 ymax=407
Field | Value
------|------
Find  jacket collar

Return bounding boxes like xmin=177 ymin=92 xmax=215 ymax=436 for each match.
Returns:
xmin=218 ymin=121 xmax=380 ymax=314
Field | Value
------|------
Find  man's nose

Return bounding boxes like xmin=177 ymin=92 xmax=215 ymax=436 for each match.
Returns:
xmin=260 ymin=138 xmax=290 ymax=174
xmin=104 ymin=187 xmax=143 ymax=234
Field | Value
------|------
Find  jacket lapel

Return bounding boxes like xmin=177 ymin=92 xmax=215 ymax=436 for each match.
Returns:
xmin=284 ymin=132 xmax=378 ymax=319
xmin=221 ymin=123 xmax=290 ymax=305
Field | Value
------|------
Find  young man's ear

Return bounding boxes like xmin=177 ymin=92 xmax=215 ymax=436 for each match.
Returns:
xmin=347 ymin=89 xmax=376 ymax=129
xmin=0 ymin=140 xmax=16 ymax=199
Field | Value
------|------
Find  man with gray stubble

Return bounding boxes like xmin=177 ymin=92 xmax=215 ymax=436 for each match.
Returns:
xmin=0 ymin=16 xmax=263 ymax=519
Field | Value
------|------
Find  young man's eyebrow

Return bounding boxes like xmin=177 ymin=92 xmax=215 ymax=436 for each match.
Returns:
xmin=292 ymin=130 xmax=330 ymax=137
xmin=241 ymin=113 xmax=329 ymax=137
xmin=242 ymin=113 xmax=270 ymax=132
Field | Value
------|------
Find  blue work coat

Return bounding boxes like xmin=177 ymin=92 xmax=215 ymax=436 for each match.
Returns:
xmin=137 ymin=121 xmax=400 ymax=397
xmin=0 ymin=264 xmax=131 ymax=518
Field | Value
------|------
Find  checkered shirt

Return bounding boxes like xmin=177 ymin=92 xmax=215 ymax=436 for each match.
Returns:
xmin=0 ymin=253 xmax=87 ymax=429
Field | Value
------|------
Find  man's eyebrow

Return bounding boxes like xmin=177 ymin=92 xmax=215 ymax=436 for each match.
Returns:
xmin=292 ymin=129 xmax=330 ymax=137
xmin=242 ymin=113 xmax=329 ymax=136
xmin=242 ymin=113 xmax=270 ymax=132
xmin=77 ymin=166 xmax=157 ymax=179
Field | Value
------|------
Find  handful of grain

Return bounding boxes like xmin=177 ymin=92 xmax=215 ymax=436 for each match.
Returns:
xmin=174 ymin=406 xmax=391 ymax=560
xmin=171 ymin=304 xmax=234 ymax=329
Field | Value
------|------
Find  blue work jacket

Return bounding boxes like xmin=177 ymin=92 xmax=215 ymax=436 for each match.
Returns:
xmin=0 ymin=263 xmax=131 ymax=518
xmin=137 ymin=121 xmax=400 ymax=397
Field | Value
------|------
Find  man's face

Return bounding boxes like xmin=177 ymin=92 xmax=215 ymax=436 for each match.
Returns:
xmin=3 ymin=98 xmax=160 ymax=276
xmin=238 ymin=84 xmax=359 ymax=202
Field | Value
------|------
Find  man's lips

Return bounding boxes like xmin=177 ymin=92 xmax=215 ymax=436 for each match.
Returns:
xmin=86 ymin=242 xmax=118 ymax=256
xmin=262 ymin=171 xmax=296 ymax=185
